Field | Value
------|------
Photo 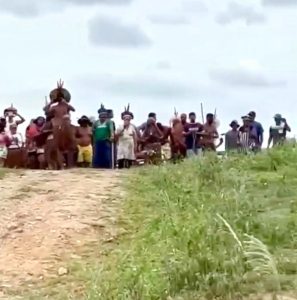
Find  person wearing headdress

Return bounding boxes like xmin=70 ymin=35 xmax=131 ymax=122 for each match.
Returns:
xmin=0 ymin=117 xmax=11 ymax=167
xmin=4 ymin=105 xmax=25 ymax=133
xmin=76 ymin=116 xmax=93 ymax=167
xmin=44 ymin=80 xmax=75 ymax=128
xmin=115 ymin=105 xmax=137 ymax=169
xmin=92 ymin=104 xmax=114 ymax=169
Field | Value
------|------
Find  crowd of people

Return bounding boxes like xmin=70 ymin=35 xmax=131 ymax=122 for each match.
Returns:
xmin=0 ymin=83 xmax=292 ymax=170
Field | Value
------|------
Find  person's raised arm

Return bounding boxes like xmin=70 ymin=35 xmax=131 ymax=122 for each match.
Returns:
xmin=284 ymin=120 xmax=291 ymax=132
xmin=15 ymin=113 xmax=25 ymax=126
xmin=68 ymin=104 xmax=75 ymax=112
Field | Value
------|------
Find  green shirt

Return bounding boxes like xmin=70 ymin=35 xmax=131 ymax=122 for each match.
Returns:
xmin=93 ymin=120 xmax=113 ymax=141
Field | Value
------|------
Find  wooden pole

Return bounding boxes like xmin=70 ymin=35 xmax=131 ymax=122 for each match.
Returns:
xmin=201 ymin=102 xmax=205 ymax=124
xmin=111 ymin=141 xmax=115 ymax=169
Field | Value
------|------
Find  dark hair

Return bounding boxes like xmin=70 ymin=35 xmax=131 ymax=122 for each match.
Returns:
xmin=189 ymin=112 xmax=196 ymax=117
xmin=206 ymin=113 xmax=214 ymax=118
xmin=249 ymin=111 xmax=256 ymax=117
xmin=148 ymin=112 xmax=156 ymax=118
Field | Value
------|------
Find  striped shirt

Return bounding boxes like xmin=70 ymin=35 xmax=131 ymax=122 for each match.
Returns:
xmin=239 ymin=126 xmax=256 ymax=153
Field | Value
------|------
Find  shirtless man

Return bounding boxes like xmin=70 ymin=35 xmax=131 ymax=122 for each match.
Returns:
xmin=201 ymin=113 xmax=219 ymax=151
xmin=44 ymin=96 xmax=75 ymax=127
xmin=76 ymin=116 xmax=93 ymax=167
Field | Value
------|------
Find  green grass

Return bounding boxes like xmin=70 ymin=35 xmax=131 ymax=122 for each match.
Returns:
xmin=86 ymin=145 xmax=297 ymax=299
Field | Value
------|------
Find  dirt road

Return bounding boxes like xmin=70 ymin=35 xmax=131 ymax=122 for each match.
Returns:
xmin=0 ymin=169 xmax=123 ymax=298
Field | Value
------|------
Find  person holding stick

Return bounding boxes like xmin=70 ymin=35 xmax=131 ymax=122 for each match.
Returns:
xmin=200 ymin=113 xmax=219 ymax=152
xmin=92 ymin=105 xmax=114 ymax=169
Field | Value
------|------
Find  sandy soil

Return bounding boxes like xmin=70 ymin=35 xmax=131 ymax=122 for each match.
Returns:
xmin=0 ymin=169 xmax=123 ymax=298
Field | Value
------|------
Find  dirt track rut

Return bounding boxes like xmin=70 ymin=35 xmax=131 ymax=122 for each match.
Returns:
xmin=0 ymin=169 xmax=122 ymax=298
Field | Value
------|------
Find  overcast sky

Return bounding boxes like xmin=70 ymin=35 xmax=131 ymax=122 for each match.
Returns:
xmin=0 ymin=0 xmax=296 ymax=141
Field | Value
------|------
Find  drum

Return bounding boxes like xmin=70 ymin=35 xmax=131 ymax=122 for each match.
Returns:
xmin=5 ymin=147 xmax=27 ymax=168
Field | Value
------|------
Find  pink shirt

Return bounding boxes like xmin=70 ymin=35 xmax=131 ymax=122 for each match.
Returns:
xmin=0 ymin=132 xmax=11 ymax=147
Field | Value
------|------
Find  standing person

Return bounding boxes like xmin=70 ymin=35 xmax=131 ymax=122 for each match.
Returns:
xmin=26 ymin=116 xmax=47 ymax=169
xmin=225 ymin=120 xmax=240 ymax=152
xmin=107 ymin=109 xmax=117 ymax=168
xmin=184 ymin=112 xmax=204 ymax=157
xmin=0 ymin=117 xmax=11 ymax=167
xmin=76 ymin=116 xmax=93 ymax=168
xmin=138 ymin=113 xmax=157 ymax=133
xmin=139 ymin=116 xmax=164 ymax=164
xmin=115 ymin=108 xmax=137 ymax=169
xmin=267 ymin=114 xmax=291 ymax=148
xmin=170 ymin=115 xmax=187 ymax=160
xmin=4 ymin=106 xmax=25 ymax=133
xmin=92 ymin=106 xmax=114 ymax=169
xmin=248 ymin=111 xmax=264 ymax=150
xmin=201 ymin=113 xmax=219 ymax=151
xmin=180 ymin=113 xmax=187 ymax=127
xmin=238 ymin=115 xmax=257 ymax=153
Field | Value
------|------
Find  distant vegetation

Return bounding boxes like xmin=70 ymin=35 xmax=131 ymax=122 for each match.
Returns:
xmin=89 ymin=144 xmax=297 ymax=299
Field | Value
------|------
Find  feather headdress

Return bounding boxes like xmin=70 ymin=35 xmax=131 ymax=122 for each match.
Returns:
xmin=121 ymin=103 xmax=134 ymax=119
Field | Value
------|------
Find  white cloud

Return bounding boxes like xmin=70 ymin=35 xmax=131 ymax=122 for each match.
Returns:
xmin=0 ymin=0 xmax=132 ymax=17
xmin=149 ymin=14 xmax=189 ymax=25
xmin=148 ymin=1 xmax=207 ymax=26
xmin=262 ymin=0 xmax=297 ymax=6
xmin=216 ymin=2 xmax=266 ymax=25
xmin=88 ymin=15 xmax=151 ymax=47
xmin=182 ymin=0 xmax=208 ymax=13
xmin=155 ymin=61 xmax=172 ymax=70
xmin=63 ymin=0 xmax=132 ymax=5
xmin=209 ymin=63 xmax=287 ymax=88
xmin=73 ymin=73 xmax=203 ymax=98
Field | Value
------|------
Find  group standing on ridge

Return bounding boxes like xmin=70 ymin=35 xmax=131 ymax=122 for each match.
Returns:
xmin=0 ymin=81 xmax=292 ymax=170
